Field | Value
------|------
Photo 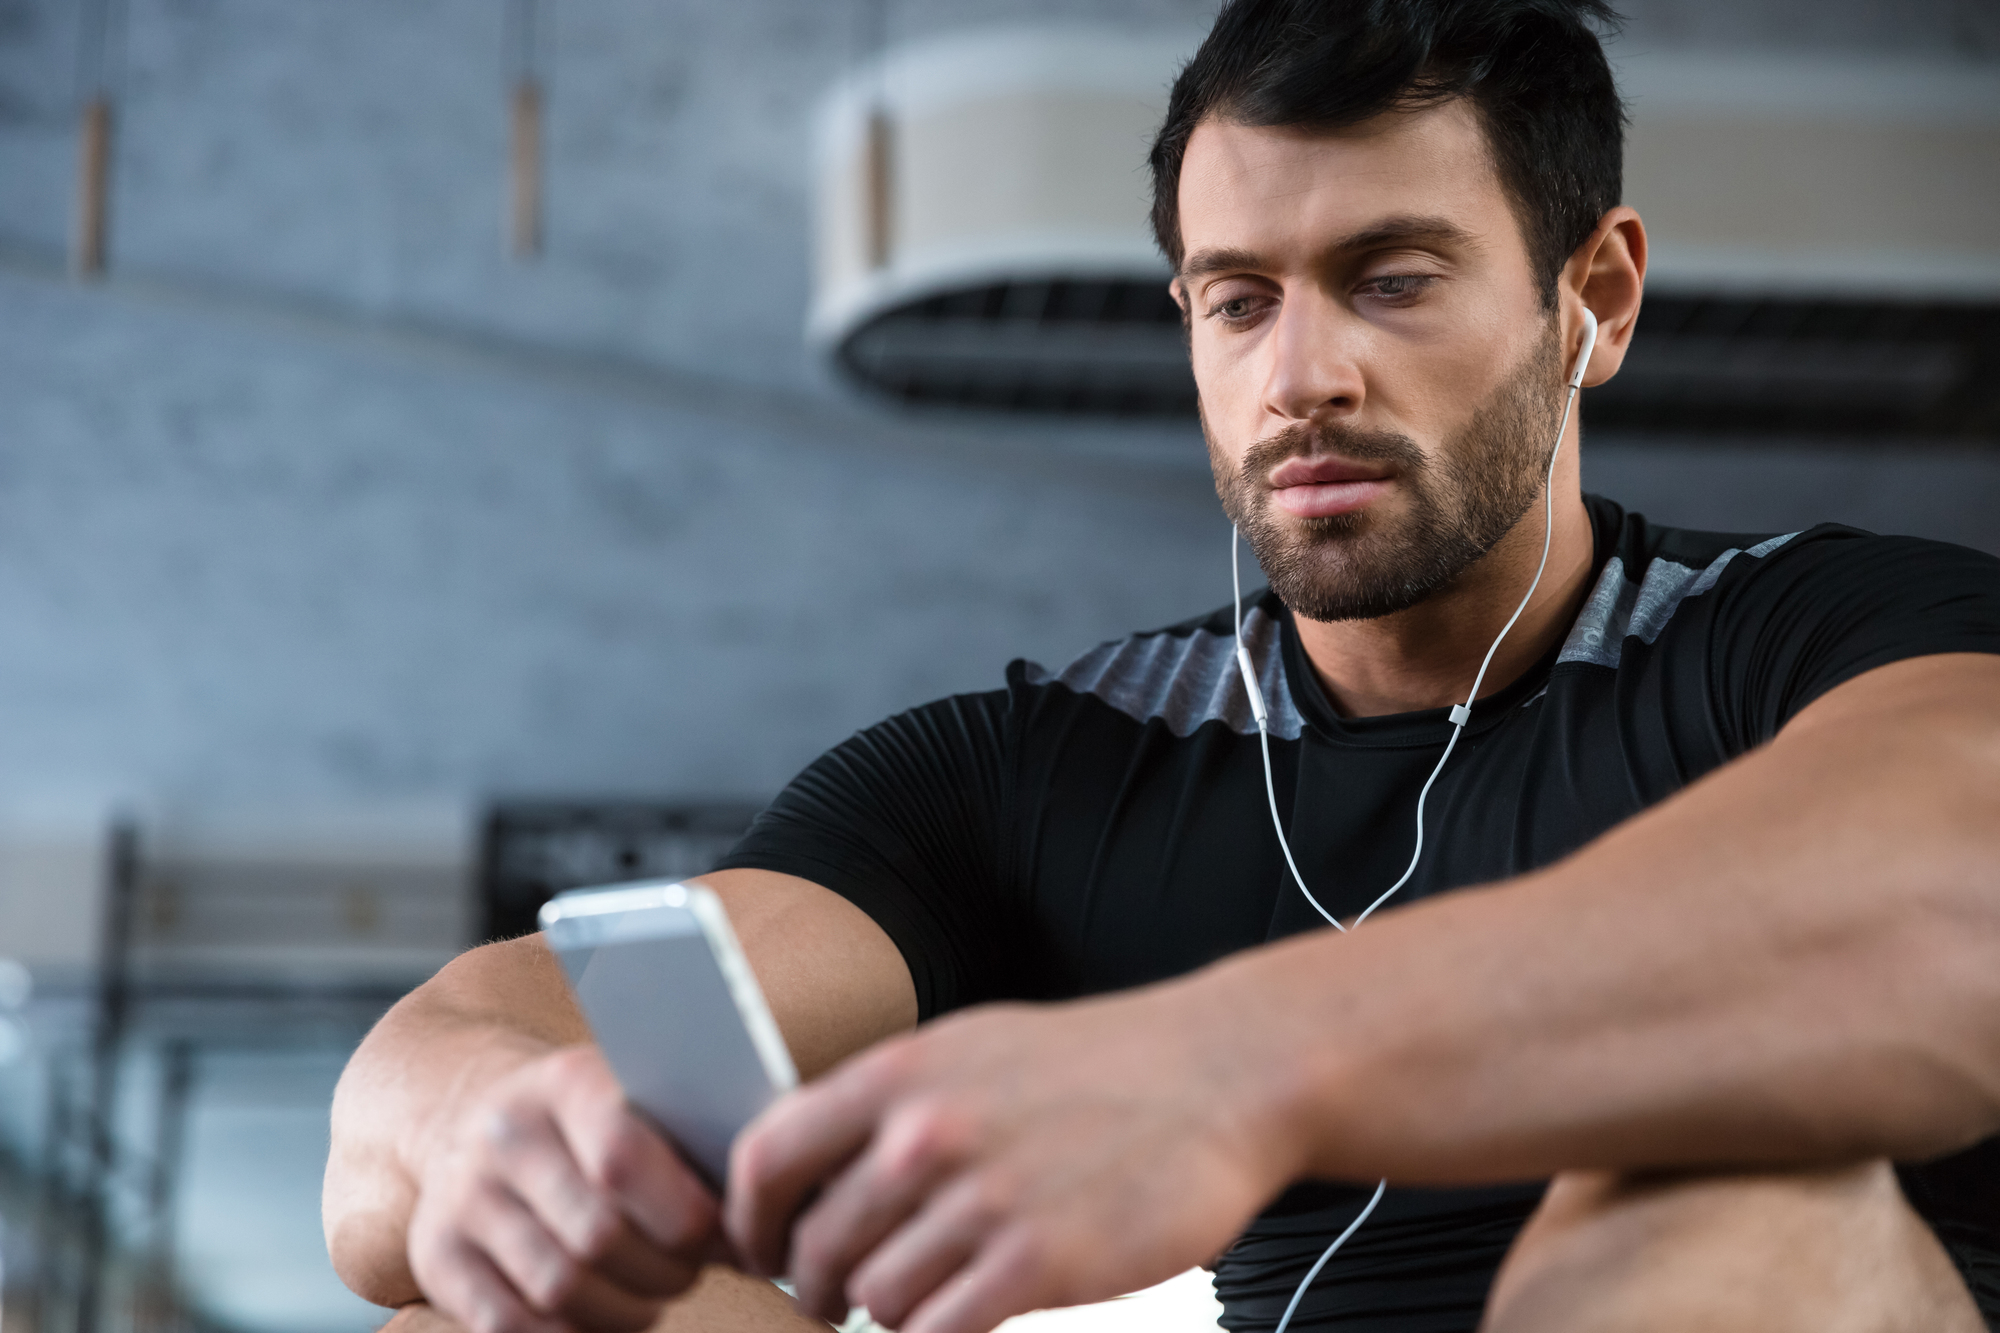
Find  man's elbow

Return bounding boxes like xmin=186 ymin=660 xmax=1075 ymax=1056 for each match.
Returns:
xmin=326 ymin=1206 xmax=423 ymax=1308
xmin=323 ymin=1078 xmax=424 ymax=1307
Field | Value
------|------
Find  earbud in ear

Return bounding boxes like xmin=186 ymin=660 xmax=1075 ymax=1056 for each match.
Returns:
xmin=1568 ymin=308 xmax=1599 ymax=389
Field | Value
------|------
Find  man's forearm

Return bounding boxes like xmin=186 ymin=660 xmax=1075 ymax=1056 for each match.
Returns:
xmin=1208 ymin=653 xmax=2000 ymax=1186
xmin=324 ymin=936 xmax=586 ymax=1304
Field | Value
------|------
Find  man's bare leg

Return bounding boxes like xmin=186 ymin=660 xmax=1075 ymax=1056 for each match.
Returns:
xmin=378 ymin=1266 xmax=830 ymax=1332
xmin=1481 ymin=1161 xmax=1984 ymax=1333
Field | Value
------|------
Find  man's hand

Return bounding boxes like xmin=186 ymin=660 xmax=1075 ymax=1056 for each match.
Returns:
xmin=726 ymin=988 xmax=1296 ymax=1333
xmin=325 ymin=874 xmax=917 ymax=1328
xmin=408 ymin=1045 xmax=725 ymax=1333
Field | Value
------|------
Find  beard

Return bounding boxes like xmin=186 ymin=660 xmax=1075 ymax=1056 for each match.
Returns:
xmin=1208 ymin=327 xmax=1565 ymax=623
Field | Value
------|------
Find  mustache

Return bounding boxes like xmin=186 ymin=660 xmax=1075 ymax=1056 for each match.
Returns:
xmin=1239 ymin=420 xmax=1428 ymax=479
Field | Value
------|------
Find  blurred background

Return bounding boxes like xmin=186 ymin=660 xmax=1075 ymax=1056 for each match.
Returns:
xmin=0 ymin=0 xmax=1992 ymax=1328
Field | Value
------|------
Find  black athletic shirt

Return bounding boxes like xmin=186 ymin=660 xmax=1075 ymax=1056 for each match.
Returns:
xmin=718 ymin=495 xmax=2000 ymax=1331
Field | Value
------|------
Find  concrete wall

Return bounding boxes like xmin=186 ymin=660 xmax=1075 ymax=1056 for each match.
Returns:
xmin=0 ymin=0 xmax=1994 ymax=828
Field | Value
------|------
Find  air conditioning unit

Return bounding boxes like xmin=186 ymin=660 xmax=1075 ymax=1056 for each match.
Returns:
xmin=810 ymin=30 xmax=1999 ymax=437
xmin=810 ymin=25 xmax=1200 ymax=415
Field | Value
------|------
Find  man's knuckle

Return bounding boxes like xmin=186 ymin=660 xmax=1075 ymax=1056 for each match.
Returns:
xmin=884 ymin=1099 xmax=969 ymax=1178
xmin=876 ymin=1126 xmax=931 ymax=1185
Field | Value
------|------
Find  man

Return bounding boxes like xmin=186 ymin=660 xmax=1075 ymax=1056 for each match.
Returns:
xmin=323 ymin=2 xmax=2000 ymax=1330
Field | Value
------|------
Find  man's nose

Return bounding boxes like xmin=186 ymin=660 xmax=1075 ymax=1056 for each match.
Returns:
xmin=1260 ymin=288 xmax=1367 ymax=426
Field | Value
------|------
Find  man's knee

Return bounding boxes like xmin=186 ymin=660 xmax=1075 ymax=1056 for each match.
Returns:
xmin=1480 ymin=1161 xmax=1984 ymax=1333
xmin=379 ymin=1267 xmax=830 ymax=1332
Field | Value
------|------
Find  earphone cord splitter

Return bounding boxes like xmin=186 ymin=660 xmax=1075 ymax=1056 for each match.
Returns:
xmin=1235 ymin=362 xmax=1584 ymax=1333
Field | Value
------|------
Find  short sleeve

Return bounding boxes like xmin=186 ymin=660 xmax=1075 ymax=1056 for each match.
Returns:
xmin=1710 ymin=532 xmax=2000 ymax=748
xmin=712 ymin=690 xmax=1016 ymax=1020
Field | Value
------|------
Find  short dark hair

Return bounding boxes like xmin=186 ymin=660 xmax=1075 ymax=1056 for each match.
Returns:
xmin=1149 ymin=0 xmax=1626 ymax=308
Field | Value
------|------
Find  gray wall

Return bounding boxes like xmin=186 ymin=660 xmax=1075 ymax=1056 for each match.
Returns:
xmin=0 ymin=0 xmax=1995 ymax=816
xmin=0 ymin=257 xmax=1228 ymax=805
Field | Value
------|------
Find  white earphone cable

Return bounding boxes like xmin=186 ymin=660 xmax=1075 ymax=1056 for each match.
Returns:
xmin=1350 ymin=376 xmax=1578 ymax=929
xmin=1240 ymin=329 xmax=1588 ymax=1333
xmin=1269 ymin=1179 xmax=1387 ymax=1333
xmin=1236 ymin=534 xmax=1346 ymax=933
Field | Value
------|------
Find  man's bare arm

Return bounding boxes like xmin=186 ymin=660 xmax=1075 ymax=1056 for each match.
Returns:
xmin=324 ymin=932 xmax=589 ymax=1305
xmin=729 ymin=653 xmax=2000 ymax=1333
xmin=325 ymin=868 xmax=917 ymax=1323
xmin=1252 ymin=650 xmax=2000 ymax=1182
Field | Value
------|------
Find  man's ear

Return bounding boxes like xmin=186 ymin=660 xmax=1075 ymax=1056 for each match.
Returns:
xmin=1561 ymin=206 xmax=1647 ymax=389
xmin=1169 ymin=276 xmax=1191 ymax=330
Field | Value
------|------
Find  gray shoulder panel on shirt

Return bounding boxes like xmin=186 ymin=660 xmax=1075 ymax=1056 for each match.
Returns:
xmin=1022 ymin=532 xmax=1799 ymax=728
xmin=1022 ymin=603 xmax=1303 ymax=739
xmin=1558 ymin=531 xmax=1799 ymax=669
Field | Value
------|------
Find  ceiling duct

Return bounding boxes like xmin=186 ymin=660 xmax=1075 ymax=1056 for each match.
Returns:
xmin=811 ymin=34 xmax=2000 ymax=437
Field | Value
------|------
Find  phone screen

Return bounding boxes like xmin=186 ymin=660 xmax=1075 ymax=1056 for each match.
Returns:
xmin=541 ymin=881 xmax=797 ymax=1190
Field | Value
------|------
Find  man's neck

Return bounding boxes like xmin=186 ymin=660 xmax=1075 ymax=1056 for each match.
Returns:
xmin=1292 ymin=492 xmax=1598 ymax=719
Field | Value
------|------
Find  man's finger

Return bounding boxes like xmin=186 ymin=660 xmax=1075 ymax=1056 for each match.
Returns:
xmin=897 ymin=1230 xmax=1051 ymax=1333
xmin=727 ymin=1046 xmax=910 ymax=1275
xmin=553 ymin=1075 xmax=721 ymax=1257
xmin=414 ymin=1234 xmax=567 ymax=1333
xmin=463 ymin=1183 xmax=664 ymax=1331
xmin=785 ymin=1101 xmax=965 ymax=1321
xmin=485 ymin=1105 xmax=619 ymax=1257
xmin=503 ymin=1103 xmax=705 ymax=1296
xmin=842 ymin=1172 xmax=1003 ymax=1331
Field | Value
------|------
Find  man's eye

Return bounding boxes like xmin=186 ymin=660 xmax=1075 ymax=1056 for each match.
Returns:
xmin=1210 ymin=296 xmax=1262 ymax=321
xmin=1366 ymin=274 xmax=1436 ymax=301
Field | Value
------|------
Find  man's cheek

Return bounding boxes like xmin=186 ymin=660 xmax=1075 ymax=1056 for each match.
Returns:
xmin=1191 ymin=345 xmax=1258 ymax=426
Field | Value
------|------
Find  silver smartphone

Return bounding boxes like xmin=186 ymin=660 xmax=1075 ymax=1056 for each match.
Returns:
xmin=538 ymin=879 xmax=799 ymax=1190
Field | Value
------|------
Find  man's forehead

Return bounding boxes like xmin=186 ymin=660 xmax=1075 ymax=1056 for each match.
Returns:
xmin=1175 ymin=102 xmax=1509 ymax=269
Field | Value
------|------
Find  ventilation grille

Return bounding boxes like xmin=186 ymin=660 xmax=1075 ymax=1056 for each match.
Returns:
xmin=839 ymin=279 xmax=1191 ymax=416
xmin=1590 ymin=296 xmax=1996 ymax=437
xmin=836 ymin=282 xmax=2000 ymax=438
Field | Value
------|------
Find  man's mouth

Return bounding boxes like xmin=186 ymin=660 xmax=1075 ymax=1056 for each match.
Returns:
xmin=1265 ymin=455 xmax=1395 ymax=520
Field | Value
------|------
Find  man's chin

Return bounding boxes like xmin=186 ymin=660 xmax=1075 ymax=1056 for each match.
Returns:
xmin=1256 ymin=531 xmax=1459 ymax=624
xmin=1270 ymin=577 xmax=1436 ymax=625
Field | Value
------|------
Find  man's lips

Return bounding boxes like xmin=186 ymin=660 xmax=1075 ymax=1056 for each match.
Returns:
xmin=1266 ymin=456 xmax=1395 ymax=519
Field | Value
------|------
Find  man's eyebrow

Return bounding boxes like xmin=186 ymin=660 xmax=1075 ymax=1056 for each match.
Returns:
xmin=1177 ymin=216 xmax=1478 ymax=282
xmin=1177 ymin=247 xmax=1268 ymax=282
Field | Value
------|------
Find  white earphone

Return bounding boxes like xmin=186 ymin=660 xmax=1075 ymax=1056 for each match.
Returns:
xmin=1571 ymin=305 xmax=1599 ymax=387
xmin=1235 ymin=306 xmax=1597 ymax=1333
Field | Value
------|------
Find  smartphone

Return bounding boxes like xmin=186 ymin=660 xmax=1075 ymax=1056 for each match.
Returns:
xmin=538 ymin=879 xmax=798 ymax=1190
